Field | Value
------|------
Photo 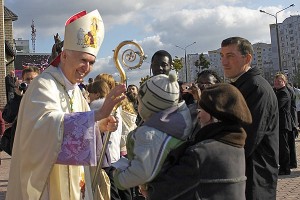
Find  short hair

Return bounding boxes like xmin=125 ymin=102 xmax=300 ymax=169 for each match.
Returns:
xmin=275 ymin=72 xmax=288 ymax=84
xmin=221 ymin=37 xmax=253 ymax=56
xmin=197 ymin=70 xmax=222 ymax=83
xmin=151 ymin=50 xmax=172 ymax=64
xmin=94 ymin=73 xmax=116 ymax=89
xmin=87 ymin=80 xmax=110 ymax=98
xmin=22 ymin=66 xmax=40 ymax=78
xmin=127 ymin=84 xmax=138 ymax=90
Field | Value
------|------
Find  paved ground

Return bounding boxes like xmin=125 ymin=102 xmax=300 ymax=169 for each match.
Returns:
xmin=1 ymin=140 xmax=300 ymax=199
xmin=276 ymin=138 xmax=300 ymax=200
xmin=0 ymin=151 xmax=9 ymax=200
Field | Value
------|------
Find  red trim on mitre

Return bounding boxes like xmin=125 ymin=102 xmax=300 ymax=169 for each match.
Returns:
xmin=50 ymin=10 xmax=87 ymax=67
xmin=65 ymin=10 xmax=87 ymax=26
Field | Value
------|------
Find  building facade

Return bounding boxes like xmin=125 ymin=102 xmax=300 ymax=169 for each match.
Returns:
xmin=177 ymin=54 xmax=198 ymax=82
xmin=271 ymin=15 xmax=300 ymax=83
xmin=0 ymin=5 xmax=18 ymax=109
xmin=252 ymin=42 xmax=274 ymax=83
xmin=207 ymin=49 xmax=224 ymax=81
xmin=15 ymin=38 xmax=30 ymax=53
xmin=178 ymin=53 xmax=218 ymax=83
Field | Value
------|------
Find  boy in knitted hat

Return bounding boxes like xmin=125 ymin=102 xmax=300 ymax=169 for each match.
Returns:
xmin=113 ymin=73 xmax=193 ymax=190
xmin=144 ymin=83 xmax=252 ymax=200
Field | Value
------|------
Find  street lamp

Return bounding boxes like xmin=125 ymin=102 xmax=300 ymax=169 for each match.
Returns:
xmin=175 ymin=42 xmax=196 ymax=82
xmin=260 ymin=4 xmax=295 ymax=71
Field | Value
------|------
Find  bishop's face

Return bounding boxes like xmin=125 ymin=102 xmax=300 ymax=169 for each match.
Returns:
xmin=60 ymin=50 xmax=96 ymax=84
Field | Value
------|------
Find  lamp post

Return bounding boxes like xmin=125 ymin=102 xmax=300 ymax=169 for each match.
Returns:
xmin=175 ymin=42 xmax=196 ymax=82
xmin=260 ymin=4 xmax=295 ymax=72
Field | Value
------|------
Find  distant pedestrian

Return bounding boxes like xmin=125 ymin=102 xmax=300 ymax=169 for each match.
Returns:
xmin=126 ymin=84 xmax=140 ymax=125
xmin=1 ymin=66 xmax=40 ymax=155
xmin=274 ymin=73 xmax=292 ymax=175
xmin=286 ymin=82 xmax=298 ymax=169
xmin=5 ymin=70 xmax=16 ymax=102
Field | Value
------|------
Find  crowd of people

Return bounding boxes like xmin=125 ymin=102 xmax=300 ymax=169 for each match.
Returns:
xmin=0 ymin=9 xmax=299 ymax=200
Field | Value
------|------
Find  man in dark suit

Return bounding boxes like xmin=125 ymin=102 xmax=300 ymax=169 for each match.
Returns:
xmin=286 ymin=83 xmax=298 ymax=169
xmin=274 ymin=73 xmax=293 ymax=175
xmin=220 ymin=37 xmax=279 ymax=200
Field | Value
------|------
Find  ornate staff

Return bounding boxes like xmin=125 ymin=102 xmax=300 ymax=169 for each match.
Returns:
xmin=92 ymin=40 xmax=146 ymax=194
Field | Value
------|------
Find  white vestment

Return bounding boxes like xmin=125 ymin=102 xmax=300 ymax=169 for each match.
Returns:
xmin=6 ymin=66 xmax=100 ymax=200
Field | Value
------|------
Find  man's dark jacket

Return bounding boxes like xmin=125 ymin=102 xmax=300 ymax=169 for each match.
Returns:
xmin=274 ymin=86 xmax=292 ymax=131
xmin=232 ymin=67 xmax=279 ymax=200
xmin=287 ymin=86 xmax=298 ymax=129
xmin=2 ymin=94 xmax=22 ymax=123
xmin=5 ymin=74 xmax=16 ymax=100
xmin=1 ymin=94 xmax=22 ymax=155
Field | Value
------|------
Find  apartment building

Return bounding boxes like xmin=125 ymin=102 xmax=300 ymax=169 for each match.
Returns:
xmin=271 ymin=15 xmax=300 ymax=83
xmin=252 ymin=42 xmax=274 ymax=83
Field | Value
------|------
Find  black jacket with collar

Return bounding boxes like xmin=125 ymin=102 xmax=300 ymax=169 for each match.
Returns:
xmin=274 ymin=86 xmax=292 ymax=131
xmin=232 ymin=67 xmax=279 ymax=200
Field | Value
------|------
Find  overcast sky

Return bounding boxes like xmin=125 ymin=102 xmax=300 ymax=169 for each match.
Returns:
xmin=5 ymin=0 xmax=300 ymax=86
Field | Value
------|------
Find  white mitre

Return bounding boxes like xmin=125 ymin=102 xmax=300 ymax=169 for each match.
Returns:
xmin=51 ymin=10 xmax=105 ymax=66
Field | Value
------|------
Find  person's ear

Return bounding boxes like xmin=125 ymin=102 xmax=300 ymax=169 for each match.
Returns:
xmin=61 ymin=50 xmax=67 ymax=64
xmin=245 ymin=53 xmax=252 ymax=64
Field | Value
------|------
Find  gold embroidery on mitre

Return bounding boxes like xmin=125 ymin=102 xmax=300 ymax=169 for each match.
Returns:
xmin=78 ymin=17 xmax=101 ymax=49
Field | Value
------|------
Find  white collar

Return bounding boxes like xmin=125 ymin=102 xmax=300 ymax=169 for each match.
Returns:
xmin=229 ymin=66 xmax=251 ymax=83
xmin=58 ymin=66 xmax=77 ymax=91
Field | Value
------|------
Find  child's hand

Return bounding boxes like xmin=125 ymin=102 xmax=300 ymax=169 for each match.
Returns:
xmin=138 ymin=184 xmax=149 ymax=198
